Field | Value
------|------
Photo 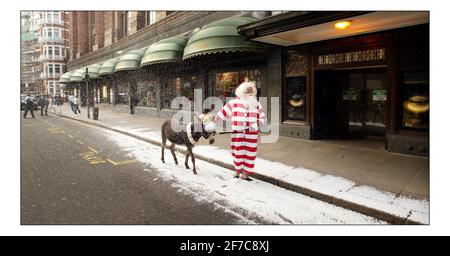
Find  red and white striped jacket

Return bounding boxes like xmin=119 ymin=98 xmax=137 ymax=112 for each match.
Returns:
xmin=214 ymin=97 xmax=266 ymax=131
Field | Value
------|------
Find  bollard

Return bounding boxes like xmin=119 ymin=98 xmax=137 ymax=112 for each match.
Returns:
xmin=93 ymin=107 xmax=99 ymax=120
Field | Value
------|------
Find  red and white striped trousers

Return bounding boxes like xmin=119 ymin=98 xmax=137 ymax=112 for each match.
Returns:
xmin=231 ymin=130 xmax=258 ymax=174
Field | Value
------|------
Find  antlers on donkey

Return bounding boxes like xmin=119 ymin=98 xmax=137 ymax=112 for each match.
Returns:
xmin=160 ymin=112 xmax=216 ymax=174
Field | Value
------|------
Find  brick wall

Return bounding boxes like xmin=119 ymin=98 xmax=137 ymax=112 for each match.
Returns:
xmin=76 ymin=11 xmax=89 ymax=57
xmin=94 ymin=12 xmax=104 ymax=50
xmin=103 ymin=12 xmax=113 ymax=47
xmin=68 ymin=11 xmax=241 ymax=69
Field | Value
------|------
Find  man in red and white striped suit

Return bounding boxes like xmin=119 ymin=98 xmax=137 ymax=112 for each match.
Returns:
xmin=205 ymin=80 xmax=265 ymax=181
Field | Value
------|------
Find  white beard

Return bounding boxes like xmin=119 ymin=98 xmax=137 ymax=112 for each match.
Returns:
xmin=235 ymin=81 xmax=259 ymax=109
xmin=240 ymin=94 xmax=259 ymax=110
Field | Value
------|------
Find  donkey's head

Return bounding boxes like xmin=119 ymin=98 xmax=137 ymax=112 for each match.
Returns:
xmin=194 ymin=112 xmax=216 ymax=145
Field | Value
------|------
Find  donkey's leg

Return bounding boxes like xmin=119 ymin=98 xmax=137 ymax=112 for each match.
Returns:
xmin=185 ymin=152 xmax=190 ymax=169
xmin=161 ymin=139 xmax=166 ymax=163
xmin=189 ymin=148 xmax=197 ymax=174
xmin=170 ymin=144 xmax=178 ymax=165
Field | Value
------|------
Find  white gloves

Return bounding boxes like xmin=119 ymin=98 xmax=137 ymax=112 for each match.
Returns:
xmin=204 ymin=122 xmax=216 ymax=132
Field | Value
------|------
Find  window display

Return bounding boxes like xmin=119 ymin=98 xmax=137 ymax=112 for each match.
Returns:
xmin=116 ymin=85 xmax=129 ymax=104
xmin=161 ymin=78 xmax=177 ymax=109
xmin=285 ymin=76 xmax=306 ymax=121
xmin=401 ymin=71 xmax=429 ymax=130
xmin=136 ymin=81 xmax=157 ymax=107
xmin=214 ymin=69 xmax=262 ymax=101
xmin=180 ymin=76 xmax=196 ymax=101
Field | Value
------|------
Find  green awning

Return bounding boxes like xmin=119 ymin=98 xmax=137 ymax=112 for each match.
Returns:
xmin=140 ymin=35 xmax=189 ymax=67
xmin=86 ymin=63 xmax=103 ymax=79
xmin=114 ymin=48 xmax=147 ymax=72
xmin=99 ymin=58 xmax=119 ymax=76
xmin=69 ymin=68 xmax=86 ymax=82
xmin=60 ymin=71 xmax=73 ymax=83
xmin=183 ymin=17 xmax=266 ymax=60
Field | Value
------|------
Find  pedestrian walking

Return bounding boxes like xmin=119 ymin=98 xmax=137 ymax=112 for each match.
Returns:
xmin=56 ymin=95 xmax=63 ymax=113
xmin=37 ymin=95 xmax=49 ymax=116
xmin=23 ymin=95 xmax=35 ymax=118
xmin=68 ymin=94 xmax=75 ymax=112
xmin=72 ymin=96 xmax=81 ymax=114
xmin=205 ymin=80 xmax=265 ymax=181
xmin=48 ymin=95 xmax=57 ymax=113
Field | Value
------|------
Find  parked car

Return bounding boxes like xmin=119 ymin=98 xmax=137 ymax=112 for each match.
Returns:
xmin=21 ymin=94 xmax=39 ymax=111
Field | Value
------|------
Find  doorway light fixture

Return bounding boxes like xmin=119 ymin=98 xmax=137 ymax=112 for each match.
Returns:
xmin=334 ymin=20 xmax=352 ymax=30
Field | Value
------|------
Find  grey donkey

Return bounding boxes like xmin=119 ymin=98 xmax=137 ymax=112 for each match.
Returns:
xmin=161 ymin=113 xmax=215 ymax=174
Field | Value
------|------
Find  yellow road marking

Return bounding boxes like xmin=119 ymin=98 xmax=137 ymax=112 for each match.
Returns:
xmin=76 ymin=140 xmax=84 ymax=145
xmin=68 ymin=135 xmax=74 ymax=138
xmin=47 ymin=127 xmax=65 ymax=134
xmin=106 ymin=158 xmax=138 ymax=166
xmin=88 ymin=147 xmax=98 ymax=154
xmin=51 ymin=131 xmax=65 ymax=134
xmin=79 ymin=151 xmax=107 ymax=165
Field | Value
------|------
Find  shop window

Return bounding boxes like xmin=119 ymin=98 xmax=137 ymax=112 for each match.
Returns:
xmin=146 ymin=81 xmax=157 ymax=107
xmin=285 ymin=76 xmax=307 ymax=121
xmin=214 ymin=69 xmax=262 ymax=101
xmin=116 ymin=85 xmax=129 ymax=104
xmin=401 ymin=71 xmax=429 ymax=130
xmin=161 ymin=78 xmax=177 ymax=109
xmin=136 ymin=80 xmax=157 ymax=107
xmin=101 ymin=85 xmax=108 ymax=103
xmin=159 ymin=76 xmax=196 ymax=109
xmin=180 ymin=76 xmax=196 ymax=101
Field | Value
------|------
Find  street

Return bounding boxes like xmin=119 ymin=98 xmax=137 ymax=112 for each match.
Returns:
xmin=21 ymin=113 xmax=384 ymax=224
xmin=21 ymin=114 xmax=248 ymax=224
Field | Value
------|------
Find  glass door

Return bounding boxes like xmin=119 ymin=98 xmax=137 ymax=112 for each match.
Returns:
xmin=365 ymin=72 xmax=387 ymax=137
xmin=341 ymin=72 xmax=365 ymax=137
xmin=339 ymin=69 xmax=387 ymax=138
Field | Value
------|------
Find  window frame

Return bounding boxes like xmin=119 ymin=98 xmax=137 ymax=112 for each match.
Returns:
xmin=54 ymin=64 xmax=61 ymax=75
xmin=399 ymin=69 xmax=429 ymax=131
xmin=54 ymin=46 xmax=60 ymax=57
xmin=283 ymin=76 xmax=308 ymax=122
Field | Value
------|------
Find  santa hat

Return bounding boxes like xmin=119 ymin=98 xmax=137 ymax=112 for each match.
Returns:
xmin=235 ymin=80 xmax=257 ymax=99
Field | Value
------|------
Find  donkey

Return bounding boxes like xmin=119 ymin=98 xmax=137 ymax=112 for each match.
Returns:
xmin=161 ymin=113 xmax=215 ymax=174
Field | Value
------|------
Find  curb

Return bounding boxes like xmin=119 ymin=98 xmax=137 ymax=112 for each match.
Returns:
xmin=50 ymin=112 xmax=423 ymax=225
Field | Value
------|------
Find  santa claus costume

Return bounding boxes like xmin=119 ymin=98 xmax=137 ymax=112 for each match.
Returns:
xmin=206 ymin=81 xmax=265 ymax=180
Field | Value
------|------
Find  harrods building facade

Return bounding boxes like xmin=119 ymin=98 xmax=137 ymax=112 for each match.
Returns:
xmin=60 ymin=11 xmax=429 ymax=157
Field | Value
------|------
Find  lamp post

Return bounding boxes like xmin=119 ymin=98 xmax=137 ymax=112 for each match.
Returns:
xmin=85 ymin=67 xmax=90 ymax=119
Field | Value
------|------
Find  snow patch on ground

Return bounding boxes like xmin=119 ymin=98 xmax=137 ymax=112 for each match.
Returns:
xmin=104 ymin=129 xmax=384 ymax=224
xmin=104 ymin=125 xmax=429 ymax=224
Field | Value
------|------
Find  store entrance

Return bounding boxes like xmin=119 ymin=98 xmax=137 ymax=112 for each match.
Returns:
xmin=314 ymin=68 xmax=387 ymax=139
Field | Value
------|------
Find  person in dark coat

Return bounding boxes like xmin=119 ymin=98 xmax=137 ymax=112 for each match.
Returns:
xmin=37 ymin=95 xmax=49 ymax=116
xmin=23 ymin=95 xmax=35 ymax=118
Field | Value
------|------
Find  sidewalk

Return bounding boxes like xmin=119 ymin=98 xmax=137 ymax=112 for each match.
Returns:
xmin=50 ymin=105 xmax=429 ymax=224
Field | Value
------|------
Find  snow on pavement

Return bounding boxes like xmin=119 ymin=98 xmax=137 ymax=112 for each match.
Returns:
xmin=104 ymin=129 xmax=385 ymax=224
xmin=121 ymin=128 xmax=429 ymax=224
